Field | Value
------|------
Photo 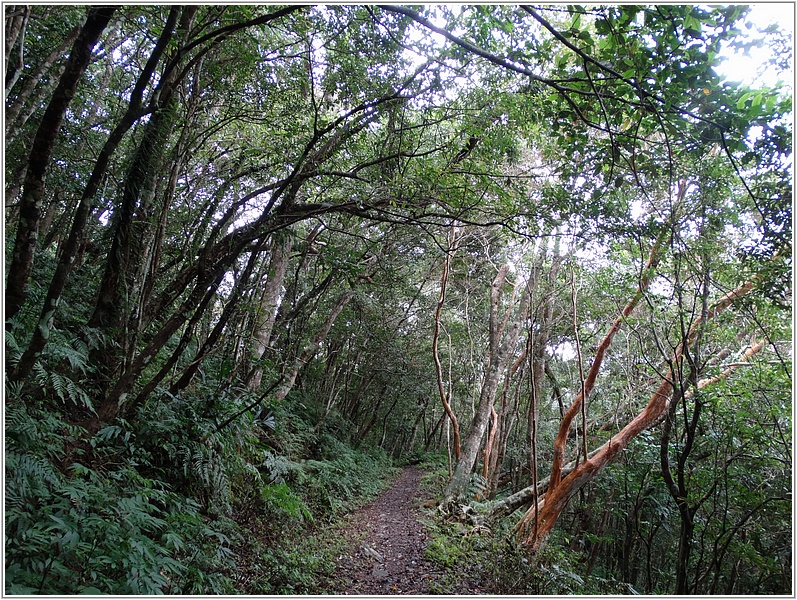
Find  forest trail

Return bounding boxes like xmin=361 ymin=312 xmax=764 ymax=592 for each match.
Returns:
xmin=324 ymin=467 xmax=476 ymax=595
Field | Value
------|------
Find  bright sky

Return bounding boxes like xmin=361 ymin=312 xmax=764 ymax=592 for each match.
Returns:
xmin=714 ymin=3 xmax=795 ymax=87
xmin=406 ymin=4 xmax=794 ymax=90
xmin=747 ymin=2 xmax=795 ymax=33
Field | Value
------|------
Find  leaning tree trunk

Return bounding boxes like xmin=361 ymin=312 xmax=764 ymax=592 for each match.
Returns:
xmin=523 ymin=239 xmax=563 ymax=521
xmin=514 ymin=218 xmax=671 ymax=549
xmin=516 ymin=277 xmax=761 ymax=553
xmin=87 ymin=7 xmax=193 ymax=333
xmin=486 ymin=337 xmax=765 ymax=524
xmin=4 ymin=5 xmax=30 ymax=95
xmin=5 ymin=22 xmax=81 ymax=145
xmin=273 ymin=290 xmax=355 ymax=403
xmin=9 ymin=6 xmax=183 ymax=384
xmin=246 ymin=232 xmax=293 ymax=390
xmin=5 ymin=6 xmax=116 ymax=327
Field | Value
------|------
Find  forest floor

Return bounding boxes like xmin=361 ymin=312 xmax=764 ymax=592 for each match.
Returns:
xmin=322 ymin=466 xmax=481 ymax=595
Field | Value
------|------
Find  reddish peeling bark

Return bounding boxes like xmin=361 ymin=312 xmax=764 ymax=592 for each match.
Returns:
xmin=493 ymin=340 xmax=765 ymax=524
xmin=519 ymin=277 xmax=759 ymax=552
xmin=547 ymin=220 xmax=671 ymax=492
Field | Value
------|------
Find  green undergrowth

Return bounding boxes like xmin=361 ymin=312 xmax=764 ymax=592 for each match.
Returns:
xmin=233 ymin=431 xmax=400 ymax=594
xmin=5 ymin=385 xmax=399 ymax=595
xmin=417 ymin=455 xmax=636 ymax=595
xmin=412 ymin=451 xmax=453 ymax=498
xmin=423 ymin=513 xmax=636 ymax=594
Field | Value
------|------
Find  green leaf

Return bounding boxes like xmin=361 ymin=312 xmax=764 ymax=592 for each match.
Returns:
xmin=79 ymin=586 xmax=104 ymax=594
xmin=736 ymin=91 xmax=753 ymax=110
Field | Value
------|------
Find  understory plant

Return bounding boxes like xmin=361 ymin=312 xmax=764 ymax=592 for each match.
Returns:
xmin=5 ymin=377 xmax=398 ymax=595
xmin=5 ymin=401 xmax=237 ymax=594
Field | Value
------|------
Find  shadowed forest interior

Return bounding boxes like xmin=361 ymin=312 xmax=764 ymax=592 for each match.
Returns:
xmin=4 ymin=4 xmax=792 ymax=595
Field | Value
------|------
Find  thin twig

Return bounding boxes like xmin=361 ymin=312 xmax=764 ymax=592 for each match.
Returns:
xmin=570 ymin=264 xmax=588 ymax=463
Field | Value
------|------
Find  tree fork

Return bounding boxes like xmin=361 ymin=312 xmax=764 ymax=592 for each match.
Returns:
xmin=445 ymin=264 xmax=528 ymax=500
xmin=517 ymin=277 xmax=762 ymax=553
xmin=433 ymin=225 xmax=462 ymax=461
xmin=545 ymin=213 xmax=674 ymax=494
xmin=489 ymin=339 xmax=766 ymax=523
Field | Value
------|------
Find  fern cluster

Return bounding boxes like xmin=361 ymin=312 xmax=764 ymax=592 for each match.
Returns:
xmin=292 ymin=438 xmax=397 ymax=516
xmin=5 ymin=340 xmax=403 ymax=596
xmin=5 ymin=402 xmax=238 ymax=594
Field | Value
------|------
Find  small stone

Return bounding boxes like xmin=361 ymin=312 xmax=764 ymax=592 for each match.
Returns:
xmin=361 ymin=544 xmax=384 ymax=562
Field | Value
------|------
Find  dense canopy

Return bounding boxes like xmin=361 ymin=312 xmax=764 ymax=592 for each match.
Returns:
xmin=4 ymin=4 xmax=792 ymax=595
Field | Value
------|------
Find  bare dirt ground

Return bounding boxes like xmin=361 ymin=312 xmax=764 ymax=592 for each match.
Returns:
xmin=323 ymin=466 xmax=479 ymax=595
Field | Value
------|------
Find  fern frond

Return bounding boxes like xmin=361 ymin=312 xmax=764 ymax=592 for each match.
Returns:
xmin=210 ymin=464 xmax=230 ymax=506
xmin=6 ymin=451 xmax=61 ymax=503
xmin=5 ymin=406 xmax=37 ymax=446
xmin=33 ymin=362 xmax=49 ymax=387
xmin=459 ymin=473 xmax=489 ymax=502
xmin=32 ymin=365 xmax=95 ymax=412
xmin=5 ymin=380 xmax=25 ymax=401
xmin=58 ymin=342 xmax=90 ymax=374
xmin=79 ymin=324 xmax=116 ymax=351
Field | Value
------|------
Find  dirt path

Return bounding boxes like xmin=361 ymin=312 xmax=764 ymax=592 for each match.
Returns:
xmin=325 ymin=466 xmax=461 ymax=594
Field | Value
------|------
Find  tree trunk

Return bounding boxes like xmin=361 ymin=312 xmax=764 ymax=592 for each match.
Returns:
xmin=247 ymin=232 xmax=293 ymax=389
xmin=545 ymin=222 xmax=670 ymax=495
xmin=4 ymin=5 xmax=30 ymax=95
xmin=432 ymin=226 xmax=461 ymax=459
xmin=273 ymin=290 xmax=354 ymax=403
xmin=424 ymin=410 xmax=445 ymax=452
xmin=486 ymin=344 xmax=526 ymax=495
xmin=5 ymin=6 xmax=27 ymax=69
xmin=5 ymin=6 xmax=116 ymax=326
xmin=87 ymin=12 xmax=201 ymax=395
xmin=357 ymin=384 xmax=387 ymax=444
xmin=488 ymin=336 xmax=766 ymax=526
xmin=343 ymin=372 xmax=374 ymax=422
xmin=5 ymin=23 xmax=81 ymax=143
xmin=88 ymin=67 xmax=183 ymax=331
xmin=9 ymin=6 xmax=181 ymax=383
xmin=516 ymin=277 xmax=760 ymax=553
xmin=406 ymin=397 xmax=429 ymax=454
xmin=138 ymin=241 xmax=267 ymax=404
xmin=524 ymin=240 xmax=562 ymax=519
xmin=445 ymin=264 xmax=528 ymax=500
xmin=379 ymin=395 xmax=401 ymax=449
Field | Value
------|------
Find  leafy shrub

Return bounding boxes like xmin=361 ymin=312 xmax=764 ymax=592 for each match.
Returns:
xmin=5 ymin=362 xmax=401 ymax=596
xmin=290 ymin=433 xmax=397 ymax=517
xmin=5 ymin=403 xmax=237 ymax=595
xmin=261 ymin=482 xmax=313 ymax=526
xmin=252 ymin=542 xmax=335 ymax=594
